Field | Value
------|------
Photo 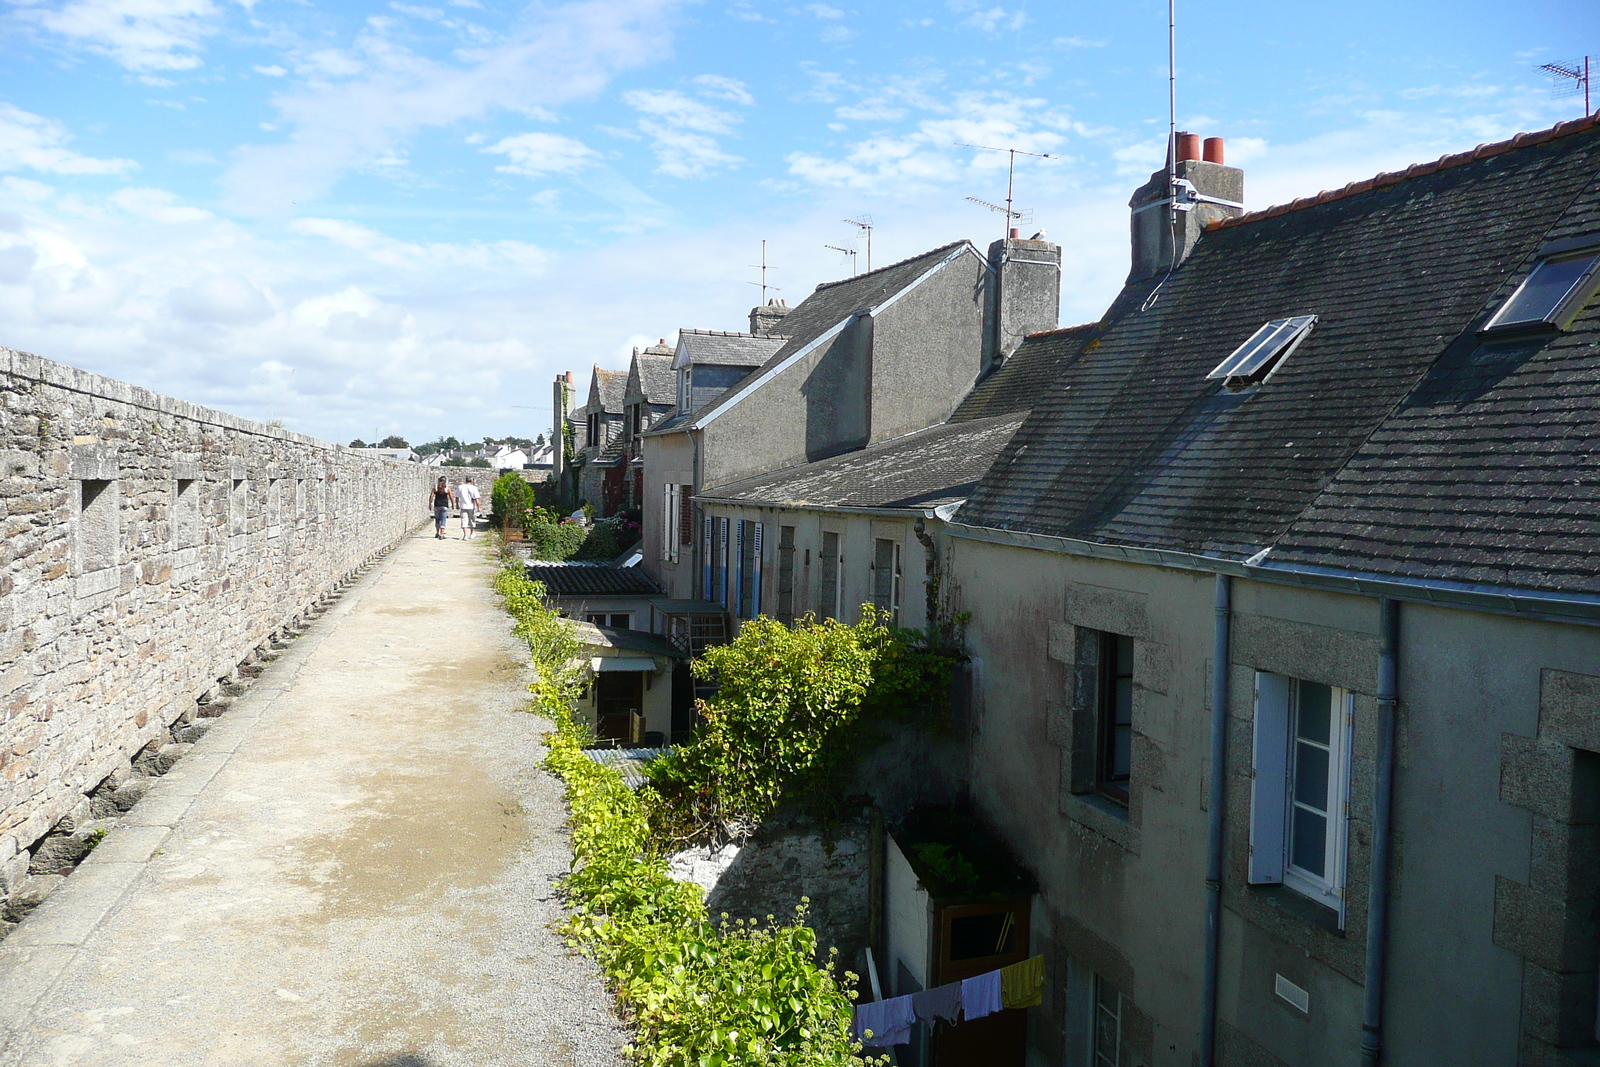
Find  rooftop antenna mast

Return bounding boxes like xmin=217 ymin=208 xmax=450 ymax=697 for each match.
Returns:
xmin=824 ymin=244 xmax=858 ymax=276
xmin=747 ymin=239 xmax=780 ymax=304
xmin=1141 ymin=0 xmax=1179 ymax=313
xmin=843 ymin=217 xmax=872 ymax=271
xmin=1540 ymin=57 xmax=1592 ymax=115
xmin=955 ymin=143 xmax=1052 ymax=241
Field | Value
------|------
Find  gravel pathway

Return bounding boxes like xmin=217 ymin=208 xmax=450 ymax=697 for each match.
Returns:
xmin=0 ymin=531 xmax=626 ymax=1067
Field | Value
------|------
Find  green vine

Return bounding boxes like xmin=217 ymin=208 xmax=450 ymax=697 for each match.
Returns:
xmin=494 ymin=567 xmax=880 ymax=1066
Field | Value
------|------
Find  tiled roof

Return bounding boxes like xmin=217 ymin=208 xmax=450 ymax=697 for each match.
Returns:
xmin=950 ymin=322 xmax=1100 ymax=423
xmin=677 ymin=329 xmax=787 ymax=368
xmin=527 ymin=563 xmax=660 ymax=597
xmin=702 ymin=414 xmax=1027 ymax=511
xmin=958 ymin=119 xmax=1600 ymax=594
xmin=627 ymin=353 xmax=676 ymax=406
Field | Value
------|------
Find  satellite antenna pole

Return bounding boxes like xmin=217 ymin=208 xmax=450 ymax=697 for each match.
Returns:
xmin=824 ymin=244 xmax=858 ymax=276
xmin=747 ymin=240 xmax=780 ymax=304
xmin=1540 ymin=57 xmax=1592 ymax=115
xmin=956 ymin=143 xmax=1052 ymax=242
xmin=843 ymin=217 xmax=873 ymax=271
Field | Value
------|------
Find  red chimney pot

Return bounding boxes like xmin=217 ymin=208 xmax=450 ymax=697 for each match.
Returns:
xmin=1176 ymin=132 xmax=1202 ymax=162
xmin=1203 ymin=137 xmax=1225 ymax=165
xmin=1009 ymin=227 xmax=1020 ymax=239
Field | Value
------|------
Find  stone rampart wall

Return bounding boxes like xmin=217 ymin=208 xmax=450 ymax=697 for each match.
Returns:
xmin=0 ymin=347 xmax=432 ymax=887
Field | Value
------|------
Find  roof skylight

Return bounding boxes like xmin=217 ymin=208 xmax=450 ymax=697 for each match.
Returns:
xmin=1207 ymin=315 xmax=1317 ymax=388
xmin=1482 ymin=247 xmax=1600 ymax=334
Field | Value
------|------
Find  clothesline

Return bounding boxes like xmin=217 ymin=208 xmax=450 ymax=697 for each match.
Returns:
xmin=852 ymin=955 xmax=1045 ymax=1048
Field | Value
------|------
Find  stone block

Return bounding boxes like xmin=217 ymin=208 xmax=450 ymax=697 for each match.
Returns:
xmin=27 ymin=833 xmax=87 ymax=875
xmin=5 ymin=874 xmax=64 ymax=918
xmin=1494 ymin=876 xmax=1598 ymax=973
xmin=1539 ymin=669 xmax=1600 ymax=753
xmin=1500 ymin=735 xmax=1578 ymax=823
xmin=109 ymin=777 xmax=154 ymax=811
xmin=149 ymin=742 xmax=193 ymax=775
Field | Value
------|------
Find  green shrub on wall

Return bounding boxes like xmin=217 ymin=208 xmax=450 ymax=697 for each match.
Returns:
xmin=494 ymin=567 xmax=877 ymax=1067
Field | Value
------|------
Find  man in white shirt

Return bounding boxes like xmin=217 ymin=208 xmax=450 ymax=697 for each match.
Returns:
xmin=455 ymin=478 xmax=481 ymax=540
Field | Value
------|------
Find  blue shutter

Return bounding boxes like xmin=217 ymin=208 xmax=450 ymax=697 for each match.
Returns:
xmin=734 ymin=521 xmax=745 ymax=618
xmin=752 ymin=522 xmax=764 ymax=618
xmin=707 ymin=515 xmax=720 ymax=601
xmin=1250 ymin=671 xmax=1292 ymax=885
xmin=719 ymin=518 xmax=729 ymax=608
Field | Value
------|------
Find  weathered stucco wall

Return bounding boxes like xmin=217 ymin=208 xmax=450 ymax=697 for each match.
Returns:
xmin=0 ymin=347 xmax=431 ymax=892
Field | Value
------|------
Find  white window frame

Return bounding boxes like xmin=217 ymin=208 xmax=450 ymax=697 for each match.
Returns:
xmin=661 ymin=483 xmax=680 ymax=562
xmin=1250 ymin=671 xmax=1354 ymax=923
xmin=1092 ymin=974 xmax=1122 ymax=1067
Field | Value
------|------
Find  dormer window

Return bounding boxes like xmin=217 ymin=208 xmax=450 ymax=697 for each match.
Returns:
xmin=1482 ymin=244 xmax=1600 ymax=335
xmin=678 ymin=367 xmax=690 ymax=413
xmin=1207 ymin=315 xmax=1317 ymax=390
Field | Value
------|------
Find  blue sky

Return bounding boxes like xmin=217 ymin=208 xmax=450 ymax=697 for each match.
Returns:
xmin=0 ymin=0 xmax=1591 ymax=443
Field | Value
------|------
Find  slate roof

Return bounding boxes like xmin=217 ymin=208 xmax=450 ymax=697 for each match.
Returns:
xmin=958 ymin=115 xmax=1600 ymax=597
xmin=585 ymin=366 xmax=628 ymax=415
xmin=700 ymin=414 xmax=1027 ymax=511
xmin=626 ymin=352 xmax=676 ymax=407
xmin=526 ymin=562 xmax=660 ymax=597
xmin=950 ymin=322 xmax=1100 ymax=423
xmin=677 ymin=330 xmax=786 ymax=368
xmin=750 ymin=241 xmax=972 ymax=370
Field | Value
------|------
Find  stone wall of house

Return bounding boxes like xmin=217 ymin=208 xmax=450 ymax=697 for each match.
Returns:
xmin=0 ymin=347 xmax=432 ymax=893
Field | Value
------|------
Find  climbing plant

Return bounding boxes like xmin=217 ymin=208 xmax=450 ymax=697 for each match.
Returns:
xmin=494 ymin=567 xmax=877 ymax=1067
xmin=644 ymin=607 xmax=959 ymax=845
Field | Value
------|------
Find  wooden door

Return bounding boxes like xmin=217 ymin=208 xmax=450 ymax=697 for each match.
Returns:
xmin=930 ymin=899 xmax=1031 ymax=1067
xmin=596 ymin=672 xmax=643 ymax=743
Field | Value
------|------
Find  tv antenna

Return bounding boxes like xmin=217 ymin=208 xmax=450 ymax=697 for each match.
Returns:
xmin=824 ymin=244 xmax=858 ymax=276
xmin=747 ymin=239 xmax=780 ymax=304
xmin=1540 ymin=57 xmax=1592 ymax=115
xmin=842 ymin=217 xmax=872 ymax=271
xmin=953 ymin=141 xmax=1056 ymax=239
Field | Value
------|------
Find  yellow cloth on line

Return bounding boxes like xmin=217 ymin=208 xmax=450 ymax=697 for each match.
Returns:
xmin=1000 ymin=955 xmax=1045 ymax=1009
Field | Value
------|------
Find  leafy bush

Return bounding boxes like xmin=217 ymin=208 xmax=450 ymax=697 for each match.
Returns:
xmin=494 ymin=568 xmax=875 ymax=1067
xmin=525 ymin=519 xmax=589 ymax=560
xmin=644 ymin=607 xmax=958 ymax=845
xmin=491 ymin=471 xmax=533 ymax=529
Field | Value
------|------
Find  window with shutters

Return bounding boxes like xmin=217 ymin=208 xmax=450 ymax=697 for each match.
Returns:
xmin=1095 ymin=632 xmax=1135 ymax=804
xmin=819 ymin=532 xmax=840 ymax=620
xmin=871 ymin=538 xmax=902 ymax=625
xmin=701 ymin=514 xmax=714 ymax=599
xmin=737 ymin=520 xmax=761 ymax=619
xmin=678 ymin=485 xmax=693 ymax=546
xmin=717 ymin=517 xmax=730 ymax=608
xmin=1249 ymin=672 xmax=1354 ymax=921
xmin=777 ymin=526 xmax=795 ymax=626
xmin=661 ymin=484 xmax=679 ymax=562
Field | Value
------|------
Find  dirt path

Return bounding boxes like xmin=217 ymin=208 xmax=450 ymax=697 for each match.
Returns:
xmin=0 ymin=531 xmax=625 ymax=1067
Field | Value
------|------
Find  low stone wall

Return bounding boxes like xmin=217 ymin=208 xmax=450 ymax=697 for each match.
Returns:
xmin=0 ymin=347 xmax=432 ymax=892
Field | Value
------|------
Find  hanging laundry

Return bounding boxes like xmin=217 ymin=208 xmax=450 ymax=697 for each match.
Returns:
xmin=960 ymin=968 xmax=1003 ymax=1021
xmin=854 ymin=993 xmax=916 ymax=1046
xmin=911 ymin=981 xmax=963 ymax=1024
xmin=1000 ymin=955 xmax=1045 ymax=1009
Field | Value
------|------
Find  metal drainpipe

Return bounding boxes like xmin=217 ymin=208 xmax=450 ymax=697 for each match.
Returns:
xmin=1361 ymin=598 xmax=1400 ymax=1066
xmin=913 ymin=516 xmax=938 ymax=639
xmin=1201 ymin=574 xmax=1230 ymax=1067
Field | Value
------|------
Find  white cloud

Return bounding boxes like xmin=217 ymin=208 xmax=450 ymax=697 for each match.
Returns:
xmin=804 ymin=3 xmax=842 ymax=17
xmin=483 ymin=131 xmax=599 ymax=176
xmin=169 ymin=275 xmax=272 ymax=323
xmin=947 ymin=1 xmax=1024 ymax=34
xmin=1051 ymin=35 xmax=1104 ymax=49
xmin=220 ymin=0 xmax=683 ymax=214
xmin=108 ymin=186 xmax=214 ymax=222
xmin=20 ymin=0 xmax=222 ymax=71
xmin=0 ymin=104 xmax=138 ymax=175
xmin=623 ymin=87 xmax=745 ymax=177
xmin=692 ymin=73 xmax=753 ymax=106
xmin=253 ymin=64 xmax=286 ymax=76
xmin=3 ymin=177 xmax=56 ymax=201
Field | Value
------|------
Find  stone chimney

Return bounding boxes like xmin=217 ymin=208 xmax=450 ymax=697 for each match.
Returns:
xmin=1129 ymin=133 xmax=1243 ymax=282
xmin=552 ymin=370 xmax=573 ymax=485
xmin=750 ymin=298 xmax=790 ymax=336
xmin=986 ymin=231 xmax=1061 ymax=362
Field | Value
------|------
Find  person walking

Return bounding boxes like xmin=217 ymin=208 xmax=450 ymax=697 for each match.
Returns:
xmin=456 ymin=478 xmax=481 ymax=540
xmin=430 ymin=477 xmax=452 ymax=539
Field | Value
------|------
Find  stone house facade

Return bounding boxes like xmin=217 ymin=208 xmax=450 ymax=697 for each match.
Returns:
xmin=0 ymin=347 xmax=430 ymax=897
xmin=945 ymin=117 xmax=1600 ymax=1067
xmin=641 ymin=236 xmax=1062 ymax=610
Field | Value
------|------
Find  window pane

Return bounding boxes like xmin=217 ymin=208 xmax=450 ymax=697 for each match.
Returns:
xmin=1494 ymin=253 xmax=1599 ymax=326
xmin=1292 ymin=807 xmax=1327 ymax=876
xmin=1294 ymin=742 xmax=1329 ymax=808
xmin=1297 ymin=682 xmax=1332 ymax=744
xmin=1115 ymin=634 xmax=1134 ymax=675
xmin=1112 ymin=723 xmax=1132 ymax=778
